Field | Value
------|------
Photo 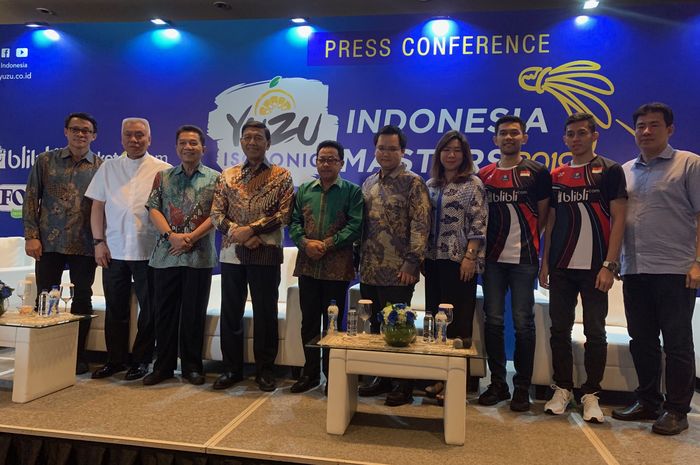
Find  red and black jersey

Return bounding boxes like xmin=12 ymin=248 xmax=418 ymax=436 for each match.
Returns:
xmin=479 ymin=158 xmax=551 ymax=265
xmin=549 ymin=155 xmax=627 ymax=270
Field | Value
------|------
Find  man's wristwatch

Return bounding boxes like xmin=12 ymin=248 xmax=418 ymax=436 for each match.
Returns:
xmin=162 ymin=230 xmax=173 ymax=241
xmin=92 ymin=238 xmax=105 ymax=246
xmin=602 ymin=260 xmax=620 ymax=274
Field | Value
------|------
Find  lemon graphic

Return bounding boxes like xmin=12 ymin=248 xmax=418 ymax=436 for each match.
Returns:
xmin=254 ymin=89 xmax=296 ymax=116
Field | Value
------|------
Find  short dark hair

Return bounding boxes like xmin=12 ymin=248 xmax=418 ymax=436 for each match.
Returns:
xmin=65 ymin=112 xmax=97 ymax=134
xmin=633 ymin=102 xmax=674 ymax=127
xmin=316 ymin=140 xmax=345 ymax=161
xmin=176 ymin=125 xmax=205 ymax=146
xmin=565 ymin=112 xmax=596 ymax=133
xmin=429 ymin=130 xmax=475 ymax=185
xmin=373 ymin=125 xmax=407 ymax=150
xmin=241 ymin=120 xmax=271 ymax=141
xmin=494 ymin=115 xmax=526 ymax=134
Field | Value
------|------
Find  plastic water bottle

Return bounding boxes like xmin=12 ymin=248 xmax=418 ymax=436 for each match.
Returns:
xmin=346 ymin=307 xmax=357 ymax=336
xmin=48 ymin=285 xmax=61 ymax=316
xmin=435 ymin=309 xmax=448 ymax=344
xmin=423 ymin=311 xmax=434 ymax=343
xmin=38 ymin=289 xmax=49 ymax=317
xmin=327 ymin=299 xmax=339 ymax=334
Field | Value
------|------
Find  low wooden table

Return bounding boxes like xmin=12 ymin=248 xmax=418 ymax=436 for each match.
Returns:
xmin=320 ymin=333 xmax=480 ymax=445
xmin=0 ymin=312 xmax=89 ymax=403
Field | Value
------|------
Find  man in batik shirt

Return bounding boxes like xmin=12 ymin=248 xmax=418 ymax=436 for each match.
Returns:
xmin=358 ymin=125 xmax=431 ymax=406
xmin=23 ymin=112 xmax=103 ymax=374
xmin=289 ymin=139 xmax=363 ymax=394
xmin=142 ymin=125 xmax=219 ymax=386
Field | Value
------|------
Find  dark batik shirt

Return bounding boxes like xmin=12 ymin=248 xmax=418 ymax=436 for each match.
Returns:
xmin=23 ymin=147 xmax=103 ymax=256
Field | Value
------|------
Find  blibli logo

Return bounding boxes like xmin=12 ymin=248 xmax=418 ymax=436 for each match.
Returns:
xmin=487 ymin=190 xmax=519 ymax=203
xmin=557 ymin=189 xmax=589 ymax=203
xmin=208 ymin=76 xmax=339 ymax=185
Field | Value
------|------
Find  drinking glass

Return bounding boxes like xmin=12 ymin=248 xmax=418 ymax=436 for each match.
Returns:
xmin=439 ymin=304 xmax=454 ymax=342
xmin=60 ymin=282 xmax=74 ymax=313
xmin=16 ymin=280 xmax=27 ymax=311
xmin=357 ymin=299 xmax=373 ymax=336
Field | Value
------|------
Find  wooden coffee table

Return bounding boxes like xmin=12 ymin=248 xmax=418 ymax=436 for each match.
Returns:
xmin=320 ymin=333 xmax=480 ymax=445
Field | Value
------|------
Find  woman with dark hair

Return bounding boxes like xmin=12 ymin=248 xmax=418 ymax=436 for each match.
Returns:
xmin=424 ymin=130 xmax=488 ymax=400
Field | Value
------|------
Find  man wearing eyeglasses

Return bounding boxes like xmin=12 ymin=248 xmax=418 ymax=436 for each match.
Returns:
xmin=288 ymin=140 xmax=363 ymax=394
xmin=86 ymin=117 xmax=171 ymax=382
xmin=23 ymin=112 xmax=104 ymax=375
xmin=357 ymin=125 xmax=431 ymax=406
xmin=210 ymin=120 xmax=294 ymax=392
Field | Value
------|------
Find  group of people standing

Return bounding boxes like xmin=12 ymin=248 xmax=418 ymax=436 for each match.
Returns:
xmin=21 ymin=101 xmax=698 ymax=437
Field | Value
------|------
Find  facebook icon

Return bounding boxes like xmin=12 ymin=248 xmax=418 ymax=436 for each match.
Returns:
xmin=1 ymin=48 xmax=9 ymax=58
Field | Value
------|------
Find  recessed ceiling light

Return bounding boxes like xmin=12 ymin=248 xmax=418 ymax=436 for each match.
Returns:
xmin=151 ymin=18 xmax=171 ymax=26
xmin=213 ymin=1 xmax=232 ymax=10
xmin=25 ymin=21 xmax=49 ymax=28
xmin=36 ymin=7 xmax=56 ymax=15
xmin=291 ymin=18 xmax=307 ymax=24
xmin=583 ymin=0 xmax=599 ymax=9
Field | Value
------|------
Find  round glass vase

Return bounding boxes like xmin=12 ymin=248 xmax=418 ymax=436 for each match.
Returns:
xmin=0 ymin=298 xmax=7 ymax=317
xmin=382 ymin=323 xmax=416 ymax=347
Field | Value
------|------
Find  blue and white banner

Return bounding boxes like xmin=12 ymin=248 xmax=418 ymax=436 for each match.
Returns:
xmin=1 ymin=4 xmax=699 ymax=236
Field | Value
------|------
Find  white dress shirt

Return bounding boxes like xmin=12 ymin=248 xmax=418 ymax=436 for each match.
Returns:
xmin=86 ymin=153 xmax=172 ymax=260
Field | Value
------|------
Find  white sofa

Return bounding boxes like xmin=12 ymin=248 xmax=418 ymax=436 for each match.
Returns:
xmin=202 ymin=246 xmax=304 ymax=367
xmin=0 ymin=237 xmax=35 ymax=309
xmin=532 ymin=282 xmax=639 ymax=392
xmin=348 ymin=280 xmax=487 ymax=378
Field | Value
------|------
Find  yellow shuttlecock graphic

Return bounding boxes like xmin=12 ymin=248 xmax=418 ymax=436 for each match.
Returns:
xmin=518 ymin=60 xmax=634 ymax=135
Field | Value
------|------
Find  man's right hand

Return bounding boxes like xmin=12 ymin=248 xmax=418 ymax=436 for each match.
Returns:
xmin=25 ymin=239 xmax=42 ymax=261
xmin=95 ymin=242 xmax=111 ymax=268
xmin=538 ymin=263 xmax=550 ymax=289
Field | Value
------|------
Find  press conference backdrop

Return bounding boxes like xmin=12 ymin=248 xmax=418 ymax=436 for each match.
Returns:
xmin=1 ymin=4 xmax=699 ymax=237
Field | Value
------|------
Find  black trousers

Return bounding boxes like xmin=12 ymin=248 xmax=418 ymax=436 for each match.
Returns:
xmin=152 ymin=267 xmax=212 ymax=375
xmin=220 ymin=263 xmax=280 ymax=375
xmin=298 ymin=276 xmax=349 ymax=380
xmin=102 ymin=259 xmax=155 ymax=366
xmin=359 ymin=283 xmax=415 ymax=333
xmin=549 ymin=268 xmax=608 ymax=393
xmin=623 ymin=274 xmax=696 ymax=414
xmin=35 ymin=252 xmax=96 ymax=363
xmin=424 ymin=259 xmax=477 ymax=339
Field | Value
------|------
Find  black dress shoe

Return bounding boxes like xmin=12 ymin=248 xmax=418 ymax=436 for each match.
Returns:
xmin=142 ymin=371 xmax=174 ymax=386
xmin=652 ymin=410 xmax=689 ymax=435
xmin=91 ymin=363 xmax=126 ymax=379
xmin=183 ymin=371 xmax=206 ymax=385
xmin=510 ymin=388 xmax=531 ymax=412
xmin=385 ymin=383 xmax=413 ymax=407
xmin=290 ymin=375 xmax=320 ymax=393
xmin=124 ymin=363 xmax=150 ymax=381
xmin=213 ymin=372 xmax=244 ymax=390
xmin=256 ymin=373 xmax=277 ymax=392
xmin=612 ymin=401 xmax=661 ymax=421
xmin=76 ymin=361 xmax=89 ymax=375
xmin=358 ymin=377 xmax=393 ymax=397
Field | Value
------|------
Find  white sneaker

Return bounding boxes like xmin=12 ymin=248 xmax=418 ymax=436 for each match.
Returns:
xmin=581 ymin=393 xmax=605 ymax=423
xmin=544 ymin=385 xmax=572 ymax=415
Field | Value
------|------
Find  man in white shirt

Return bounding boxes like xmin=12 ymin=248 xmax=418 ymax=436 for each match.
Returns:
xmin=86 ymin=117 xmax=171 ymax=381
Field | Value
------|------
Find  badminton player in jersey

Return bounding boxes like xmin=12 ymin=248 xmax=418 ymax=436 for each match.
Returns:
xmin=539 ymin=112 xmax=627 ymax=423
xmin=477 ymin=115 xmax=552 ymax=412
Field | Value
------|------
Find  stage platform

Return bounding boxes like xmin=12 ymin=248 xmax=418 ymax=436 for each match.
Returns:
xmin=0 ymin=351 xmax=698 ymax=465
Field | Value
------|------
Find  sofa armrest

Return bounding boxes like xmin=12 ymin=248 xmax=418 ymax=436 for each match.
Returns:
xmin=281 ymin=284 xmax=305 ymax=367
